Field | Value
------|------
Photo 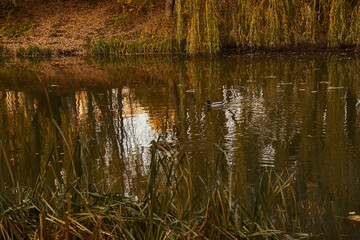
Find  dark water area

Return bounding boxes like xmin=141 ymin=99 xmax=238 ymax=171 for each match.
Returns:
xmin=0 ymin=53 xmax=360 ymax=238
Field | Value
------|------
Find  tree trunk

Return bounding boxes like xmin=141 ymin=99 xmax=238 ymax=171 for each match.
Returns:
xmin=165 ymin=0 xmax=175 ymax=18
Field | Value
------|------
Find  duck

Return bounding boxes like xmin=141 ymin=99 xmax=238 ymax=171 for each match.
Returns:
xmin=150 ymin=140 xmax=178 ymax=152
xmin=206 ymin=100 xmax=225 ymax=108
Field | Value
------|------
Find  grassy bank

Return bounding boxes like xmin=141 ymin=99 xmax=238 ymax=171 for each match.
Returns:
xmin=0 ymin=45 xmax=52 ymax=59
xmin=16 ymin=45 xmax=52 ymax=57
xmin=82 ymin=0 xmax=360 ymax=55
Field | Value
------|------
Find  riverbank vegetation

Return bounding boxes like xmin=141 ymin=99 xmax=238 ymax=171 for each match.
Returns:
xmin=85 ymin=0 xmax=360 ymax=55
xmin=0 ymin=112 xmax=303 ymax=239
xmin=85 ymin=37 xmax=182 ymax=56
xmin=0 ymin=45 xmax=11 ymax=58
xmin=16 ymin=45 xmax=52 ymax=58
xmin=0 ymin=161 xmax=302 ymax=239
xmin=1 ymin=0 xmax=360 ymax=56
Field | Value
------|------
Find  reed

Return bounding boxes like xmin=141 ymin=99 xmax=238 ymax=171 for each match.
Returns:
xmin=0 ymin=117 xmax=303 ymax=239
xmin=86 ymin=37 xmax=183 ymax=56
xmin=0 ymin=76 xmax=302 ymax=238
xmin=16 ymin=45 xmax=52 ymax=58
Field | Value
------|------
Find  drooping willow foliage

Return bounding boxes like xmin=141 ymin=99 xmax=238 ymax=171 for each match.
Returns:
xmin=175 ymin=0 xmax=360 ymax=54
xmin=176 ymin=0 xmax=221 ymax=54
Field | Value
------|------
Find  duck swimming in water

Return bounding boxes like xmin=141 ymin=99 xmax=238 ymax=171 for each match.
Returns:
xmin=206 ymin=100 xmax=225 ymax=108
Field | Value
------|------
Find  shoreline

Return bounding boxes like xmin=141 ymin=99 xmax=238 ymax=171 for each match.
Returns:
xmin=1 ymin=0 xmax=360 ymax=57
xmin=1 ymin=43 xmax=360 ymax=58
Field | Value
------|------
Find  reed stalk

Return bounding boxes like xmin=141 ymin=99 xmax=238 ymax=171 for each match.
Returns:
xmin=0 ymin=124 xmax=303 ymax=239
xmin=87 ymin=37 xmax=182 ymax=56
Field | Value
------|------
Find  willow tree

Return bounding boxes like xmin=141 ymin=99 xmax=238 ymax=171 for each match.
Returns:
xmin=174 ymin=0 xmax=360 ymax=54
xmin=176 ymin=0 xmax=220 ymax=55
xmin=165 ymin=0 xmax=175 ymax=18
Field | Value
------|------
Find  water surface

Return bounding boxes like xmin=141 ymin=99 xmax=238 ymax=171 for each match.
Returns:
xmin=1 ymin=53 xmax=360 ymax=238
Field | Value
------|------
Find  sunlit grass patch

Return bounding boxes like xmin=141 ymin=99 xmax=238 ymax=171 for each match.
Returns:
xmin=16 ymin=45 xmax=52 ymax=58
xmin=0 ymin=21 xmax=36 ymax=39
xmin=85 ymin=37 xmax=184 ymax=56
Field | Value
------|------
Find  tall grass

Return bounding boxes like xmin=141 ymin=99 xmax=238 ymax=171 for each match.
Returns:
xmin=0 ymin=113 xmax=303 ymax=239
xmin=85 ymin=37 xmax=183 ymax=56
xmin=16 ymin=45 xmax=52 ymax=58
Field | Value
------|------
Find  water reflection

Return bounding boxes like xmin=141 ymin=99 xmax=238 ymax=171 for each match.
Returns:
xmin=0 ymin=53 xmax=360 ymax=238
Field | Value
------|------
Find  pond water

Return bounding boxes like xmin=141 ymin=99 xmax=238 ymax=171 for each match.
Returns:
xmin=1 ymin=53 xmax=360 ymax=238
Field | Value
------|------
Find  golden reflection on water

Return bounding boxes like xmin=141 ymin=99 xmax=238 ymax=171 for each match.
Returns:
xmin=75 ymin=91 xmax=88 ymax=123
xmin=0 ymin=53 xmax=360 ymax=238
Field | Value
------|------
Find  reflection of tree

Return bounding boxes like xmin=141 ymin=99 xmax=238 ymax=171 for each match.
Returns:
xmin=1 ymin=54 xmax=360 ymax=237
xmin=0 ymin=91 xmax=41 ymax=188
xmin=176 ymin=55 xmax=360 ymax=237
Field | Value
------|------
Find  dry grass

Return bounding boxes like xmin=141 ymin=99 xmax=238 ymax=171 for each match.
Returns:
xmin=0 ymin=130 xmax=303 ymax=239
xmin=0 ymin=83 xmax=305 ymax=239
xmin=0 ymin=0 xmax=175 ymax=56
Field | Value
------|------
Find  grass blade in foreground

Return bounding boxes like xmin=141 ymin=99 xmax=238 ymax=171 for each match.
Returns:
xmin=0 ymin=121 xmax=305 ymax=239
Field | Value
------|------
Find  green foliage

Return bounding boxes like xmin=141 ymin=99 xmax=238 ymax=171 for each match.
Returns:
xmin=205 ymin=0 xmax=220 ymax=54
xmin=175 ymin=0 xmax=184 ymax=49
xmin=328 ymin=0 xmax=348 ymax=46
xmin=105 ymin=15 xmax=131 ymax=29
xmin=86 ymin=37 xmax=183 ymax=56
xmin=2 ymin=0 xmax=359 ymax=56
xmin=0 ymin=21 xmax=36 ymax=38
xmin=174 ymin=0 xmax=360 ymax=54
xmin=185 ymin=0 xmax=220 ymax=55
xmin=16 ymin=45 xmax=52 ymax=58
xmin=115 ymin=0 xmax=158 ymax=14
xmin=347 ymin=4 xmax=360 ymax=45
xmin=0 ymin=45 xmax=12 ymax=58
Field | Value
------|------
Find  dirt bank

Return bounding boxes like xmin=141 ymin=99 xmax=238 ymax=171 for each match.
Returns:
xmin=0 ymin=0 xmax=173 ymax=55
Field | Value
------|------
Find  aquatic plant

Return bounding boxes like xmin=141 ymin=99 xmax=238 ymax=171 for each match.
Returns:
xmin=0 ymin=136 xmax=302 ymax=239
xmin=86 ymin=37 xmax=183 ymax=56
xmin=16 ymin=45 xmax=52 ymax=58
